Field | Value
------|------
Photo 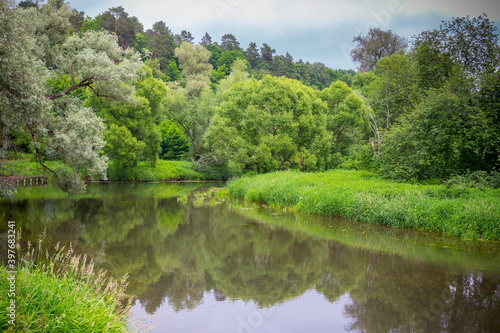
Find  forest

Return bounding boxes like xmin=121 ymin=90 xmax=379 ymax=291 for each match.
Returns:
xmin=1 ymin=0 xmax=499 ymax=197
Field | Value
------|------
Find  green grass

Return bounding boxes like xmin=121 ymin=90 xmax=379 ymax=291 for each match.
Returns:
xmin=107 ymin=160 xmax=205 ymax=182
xmin=2 ymin=158 xmax=228 ymax=183
xmin=0 ymin=235 xmax=141 ymax=332
xmin=1 ymin=158 xmax=68 ymax=178
xmin=104 ymin=160 xmax=231 ymax=182
xmin=227 ymin=170 xmax=500 ymax=241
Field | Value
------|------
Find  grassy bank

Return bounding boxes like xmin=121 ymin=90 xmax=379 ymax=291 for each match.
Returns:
xmin=0 ymin=235 xmax=139 ymax=332
xmin=0 ymin=158 xmax=68 ymax=177
xmin=227 ymin=170 xmax=500 ymax=241
xmin=107 ymin=160 xmax=206 ymax=181
xmin=2 ymin=158 xmax=229 ymax=182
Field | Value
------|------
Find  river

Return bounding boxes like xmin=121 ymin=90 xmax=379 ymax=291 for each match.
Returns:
xmin=1 ymin=183 xmax=499 ymax=332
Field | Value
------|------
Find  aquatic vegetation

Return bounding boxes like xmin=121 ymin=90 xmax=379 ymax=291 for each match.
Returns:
xmin=192 ymin=188 xmax=230 ymax=207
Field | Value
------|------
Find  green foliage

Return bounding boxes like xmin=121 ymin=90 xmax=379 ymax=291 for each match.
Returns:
xmin=175 ymin=42 xmax=212 ymax=98
xmin=379 ymin=89 xmax=490 ymax=181
xmin=104 ymin=124 xmax=145 ymax=169
xmin=227 ymin=170 xmax=500 ymax=240
xmin=413 ymin=14 xmax=500 ymax=76
xmin=145 ymin=21 xmax=176 ymax=71
xmin=86 ymin=66 xmax=164 ymax=167
xmin=478 ymin=72 xmax=500 ymax=169
xmin=1 ymin=1 xmax=143 ymax=195
xmin=205 ymin=75 xmax=329 ymax=172
xmin=320 ymin=81 xmax=367 ymax=155
xmin=444 ymin=171 xmax=500 ymax=189
xmin=158 ymin=120 xmax=190 ymax=160
xmin=79 ymin=15 xmax=103 ymax=35
xmin=0 ymin=180 xmax=16 ymax=199
xmin=95 ymin=6 xmax=143 ymax=49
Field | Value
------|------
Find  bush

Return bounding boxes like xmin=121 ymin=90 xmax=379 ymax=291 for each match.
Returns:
xmin=159 ymin=120 xmax=190 ymax=161
xmin=444 ymin=170 xmax=500 ymax=189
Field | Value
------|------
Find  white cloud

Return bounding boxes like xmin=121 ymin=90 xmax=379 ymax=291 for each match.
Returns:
xmin=68 ymin=0 xmax=500 ymax=69
xmin=405 ymin=0 xmax=500 ymax=19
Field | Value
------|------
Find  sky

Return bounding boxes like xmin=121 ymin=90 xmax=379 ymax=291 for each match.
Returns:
xmin=68 ymin=0 xmax=500 ymax=70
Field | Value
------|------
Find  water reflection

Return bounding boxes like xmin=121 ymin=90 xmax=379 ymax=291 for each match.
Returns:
xmin=1 ymin=183 xmax=499 ymax=332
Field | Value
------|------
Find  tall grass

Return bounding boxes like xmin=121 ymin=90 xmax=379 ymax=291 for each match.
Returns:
xmin=227 ymin=170 xmax=500 ymax=241
xmin=0 ymin=229 xmax=146 ymax=332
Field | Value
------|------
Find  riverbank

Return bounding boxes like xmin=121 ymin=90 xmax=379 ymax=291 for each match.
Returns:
xmin=0 ymin=238 xmax=137 ymax=332
xmin=1 ymin=158 xmax=230 ymax=182
xmin=227 ymin=170 xmax=500 ymax=241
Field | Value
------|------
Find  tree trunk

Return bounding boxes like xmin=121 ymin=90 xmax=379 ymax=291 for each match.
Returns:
xmin=370 ymin=138 xmax=378 ymax=157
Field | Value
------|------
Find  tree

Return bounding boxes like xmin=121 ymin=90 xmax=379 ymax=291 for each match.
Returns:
xmin=96 ymin=6 xmax=143 ymax=49
xmin=175 ymin=42 xmax=213 ymax=98
xmin=220 ymin=33 xmax=240 ymax=51
xmin=162 ymin=43 xmax=215 ymax=160
xmin=175 ymin=30 xmax=194 ymax=45
xmin=320 ymin=81 xmax=366 ymax=154
xmin=205 ymin=76 xmax=329 ymax=172
xmin=353 ymin=54 xmax=419 ymax=157
xmin=158 ymin=120 xmax=190 ymax=160
xmin=271 ymin=53 xmax=297 ymax=80
xmin=200 ymin=32 xmax=213 ymax=46
xmin=413 ymin=14 xmax=500 ymax=77
xmin=379 ymin=88 xmax=490 ymax=180
xmin=103 ymin=124 xmax=145 ymax=168
xmin=351 ymin=28 xmax=408 ymax=72
xmin=478 ymin=73 xmax=500 ymax=169
xmin=216 ymin=50 xmax=246 ymax=72
xmin=79 ymin=16 xmax=104 ymax=35
xmin=260 ymin=43 xmax=276 ymax=65
xmin=245 ymin=42 xmax=261 ymax=68
xmin=0 ymin=1 xmax=142 ymax=196
xmin=86 ymin=65 xmax=164 ymax=167
xmin=52 ymin=30 xmax=142 ymax=100
xmin=146 ymin=21 xmax=176 ymax=71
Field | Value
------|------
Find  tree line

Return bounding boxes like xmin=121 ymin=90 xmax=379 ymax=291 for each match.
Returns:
xmin=1 ymin=0 xmax=499 ymax=197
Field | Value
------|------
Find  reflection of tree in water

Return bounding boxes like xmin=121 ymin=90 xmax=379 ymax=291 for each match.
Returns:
xmin=344 ymin=257 xmax=500 ymax=332
xmin=2 ymin=184 xmax=500 ymax=331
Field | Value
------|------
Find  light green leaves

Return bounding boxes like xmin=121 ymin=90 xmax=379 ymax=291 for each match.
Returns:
xmin=205 ymin=75 xmax=329 ymax=172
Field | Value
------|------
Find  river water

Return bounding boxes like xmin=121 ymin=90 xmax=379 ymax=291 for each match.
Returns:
xmin=1 ymin=183 xmax=499 ymax=332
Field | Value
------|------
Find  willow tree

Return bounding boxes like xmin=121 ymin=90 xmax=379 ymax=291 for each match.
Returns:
xmin=0 ymin=0 xmax=142 ymax=196
xmin=205 ymin=75 xmax=329 ymax=172
xmin=320 ymin=81 xmax=366 ymax=155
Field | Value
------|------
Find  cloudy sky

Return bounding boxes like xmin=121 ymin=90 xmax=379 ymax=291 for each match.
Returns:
xmin=68 ymin=0 xmax=500 ymax=69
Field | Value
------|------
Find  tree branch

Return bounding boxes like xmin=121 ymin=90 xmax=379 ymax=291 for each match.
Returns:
xmin=46 ymin=79 xmax=93 ymax=100
xmin=25 ymin=122 xmax=60 ymax=179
